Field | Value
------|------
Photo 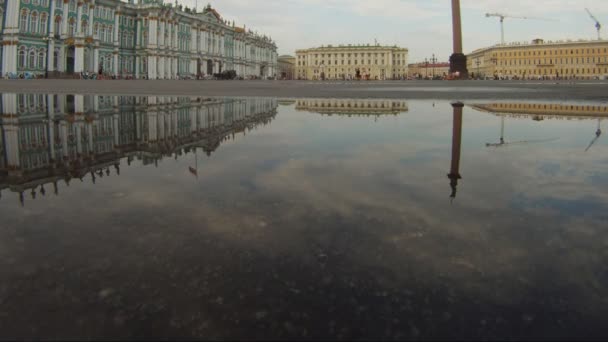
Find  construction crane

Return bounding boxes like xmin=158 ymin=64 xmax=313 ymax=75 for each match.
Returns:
xmin=585 ymin=120 xmax=602 ymax=152
xmin=486 ymin=116 xmax=559 ymax=148
xmin=485 ymin=13 xmax=555 ymax=45
xmin=585 ymin=8 xmax=602 ymax=40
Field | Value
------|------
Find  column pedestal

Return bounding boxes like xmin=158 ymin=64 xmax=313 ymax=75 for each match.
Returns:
xmin=449 ymin=53 xmax=468 ymax=79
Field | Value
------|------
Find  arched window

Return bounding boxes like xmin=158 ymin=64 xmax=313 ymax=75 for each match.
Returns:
xmin=82 ymin=20 xmax=88 ymax=35
xmin=30 ymin=12 xmax=39 ymax=34
xmin=29 ymin=49 xmax=36 ymax=69
xmin=108 ymin=26 xmax=113 ymax=42
xmin=53 ymin=49 xmax=60 ymax=69
xmin=69 ymin=0 xmax=76 ymax=12
xmin=39 ymin=13 xmax=48 ymax=35
xmin=20 ymin=10 xmax=29 ymax=33
xmin=38 ymin=50 xmax=46 ymax=69
xmin=94 ymin=23 xmax=99 ymax=37
xmin=54 ymin=16 xmax=61 ymax=35
xmin=18 ymin=48 xmax=27 ymax=69
xmin=69 ymin=18 xmax=76 ymax=36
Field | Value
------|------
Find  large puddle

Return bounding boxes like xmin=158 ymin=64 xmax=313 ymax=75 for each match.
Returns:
xmin=1 ymin=94 xmax=608 ymax=339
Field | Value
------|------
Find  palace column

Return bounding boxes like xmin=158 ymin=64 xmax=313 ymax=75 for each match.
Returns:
xmin=93 ymin=42 xmax=99 ymax=73
xmin=88 ymin=1 xmax=95 ymax=36
xmin=172 ymin=56 xmax=177 ymax=79
xmin=136 ymin=18 xmax=142 ymax=48
xmin=73 ymin=1 xmax=86 ymax=73
xmin=448 ymin=102 xmax=464 ymax=199
xmin=174 ymin=21 xmax=178 ymax=50
xmin=46 ymin=0 xmax=57 ymax=73
xmin=135 ymin=56 xmax=140 ymax=79
xmin=76 ymin=1 xmax=83 ymax=34
xmin=190 ymin=26 xmax=197 ymax=75
xmin=449 ymin=0 xmax=468 ymax=79
xmin=1 ymin=0 xmax=20 ymax=75
xmin=159 ymin=20 xmax=165 ymax=48
xmin=113 ymin=9 xmax=121 ymax=77
xmin=158 ymin=55 xmax=164 ymax=79
xmin=147 ymin=14 xmax=158 ymax=79
xmin=61 ymin=0 xmax=69 ymax=37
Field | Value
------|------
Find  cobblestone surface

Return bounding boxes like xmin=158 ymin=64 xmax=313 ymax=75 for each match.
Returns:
xmin=1 ymin=79 xmax=607 ymax=101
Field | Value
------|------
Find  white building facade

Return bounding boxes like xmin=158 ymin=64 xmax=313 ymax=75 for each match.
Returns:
xmin=0 ymin=0 xmax=278 ymax=79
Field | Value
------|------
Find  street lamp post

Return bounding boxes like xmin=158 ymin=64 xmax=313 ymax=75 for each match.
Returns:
xmin=424 ymin=58 xmax=429 ymax=79
xmin=430 ymin=53 xmax=437 ymax=79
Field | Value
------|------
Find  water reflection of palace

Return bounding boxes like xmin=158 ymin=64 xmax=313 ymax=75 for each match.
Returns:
xmin=471 ymin=103 xmax=608 ymax=120
xmin=295 ymin=99 xmax=408 ymax=116
xmin=0 ymin=94 xmax=277 ymax=205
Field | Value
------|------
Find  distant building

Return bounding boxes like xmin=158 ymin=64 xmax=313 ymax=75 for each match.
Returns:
xmin=0 ymin=0 xmax=278 ymax=79
xmin=295 ymin=44 xmax=408 ymax=80
xmin=295 ymin=99 xmax=408 ymax=116
xmin=471 ymin=102 xmax=608 ymax=119
xmin=407 ymin=62 xmax=450 ymax=79
xmin=277 ymin=55 xmax=295 ymax=80
xmin=467 ymin=38 xmax=608 ymax=80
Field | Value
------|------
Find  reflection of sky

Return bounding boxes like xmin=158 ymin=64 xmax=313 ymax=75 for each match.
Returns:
xmin=2 ymin=99 xmax=608 ymax=338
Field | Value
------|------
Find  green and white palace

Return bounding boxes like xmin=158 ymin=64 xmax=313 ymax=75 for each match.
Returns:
xmin=0 ymin=0 xmax=279 ymax=79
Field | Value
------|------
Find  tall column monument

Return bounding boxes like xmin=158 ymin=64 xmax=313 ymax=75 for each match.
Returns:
xmin=450 ymin=0 xmax=469 ymax=79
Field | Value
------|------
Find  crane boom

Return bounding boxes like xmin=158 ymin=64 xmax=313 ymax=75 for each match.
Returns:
xmin=486 ymin=12 xmax=555 ymax=45
xmin=585 ymin=8 xmax=602 ymax=40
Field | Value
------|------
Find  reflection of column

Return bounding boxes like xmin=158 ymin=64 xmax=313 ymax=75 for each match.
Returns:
xmin=47 ymin=95 xmax=56 ymax=162
xmin=449 ymin=0 xmax=468 ymax=79
xmin=2 ymin=94 xmax=20 ymax=173
xmin=147 ymin=97 xmax=158 ymax=142
xmin=448 ymin=102 xmax=464 ymax=199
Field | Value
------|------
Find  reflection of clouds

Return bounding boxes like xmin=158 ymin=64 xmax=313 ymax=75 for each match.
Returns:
xmin=2 ymin=100 xmax=608 ymax=332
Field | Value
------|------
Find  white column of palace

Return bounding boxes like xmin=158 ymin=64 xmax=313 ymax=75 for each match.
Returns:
xmin=0 ymin=94 xmax=278 ymax=205
xmin=1 ymin=0 xmax=278 ymax=79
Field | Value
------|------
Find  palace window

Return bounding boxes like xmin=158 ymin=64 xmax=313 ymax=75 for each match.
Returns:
xmin=28 ymin=49 xmax=36 ymax=68
xmin=82 ymin=20 xmax=88 ymax=35
xmin=37 ymin=50 xmax=45 ymax=69
xmin=39 ymin=13 xmax=47 ymax=35
xmin=53 ymin=49 xmax=59 ymax=69
xmin=54 ymin=16 xmax=61 ymax=34
xmin=30 ymin=12 xmax=39 ymax=34
xmin=68 ymin=18 xmax=75 ymax=36
xmin=18 ymin=48 xmax=27 ymax=69
xmin=20 ymin=10 xmax=29 ymax=33
xmin=69 ymin=0 xmax=76 ymax=12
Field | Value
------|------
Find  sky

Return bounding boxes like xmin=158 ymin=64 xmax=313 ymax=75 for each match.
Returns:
xmin=177 ymin=0 xmax=608 ymax=62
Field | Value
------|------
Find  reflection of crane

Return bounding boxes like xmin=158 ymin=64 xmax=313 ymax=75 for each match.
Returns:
xmin=585 ymin=8 xmax=602 ymax=40
xmin=585 ymin=120 xmax=602 ymax=152
xmin=485 ymin=13 xmax=555 ymax=45
xmin=486 ymin=116 xmax=559 ymax=147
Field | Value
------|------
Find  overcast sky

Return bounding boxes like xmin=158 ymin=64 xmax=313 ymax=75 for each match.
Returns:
xmin=177 ymin=0 xmax=608 ymax=62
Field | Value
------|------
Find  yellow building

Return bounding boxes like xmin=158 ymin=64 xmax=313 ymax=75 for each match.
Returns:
xmin=471 ymin=102 xmax=608 ymax=120
xmin=407 ymin=62 xmax=450 ymax=79
xmin=467 ymin=39 xmax=608 ymax=80
xmin=295 ymin=44 xmax=409 ymax=80
xmin=295 ymin=99 xmax=408 ymax=116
